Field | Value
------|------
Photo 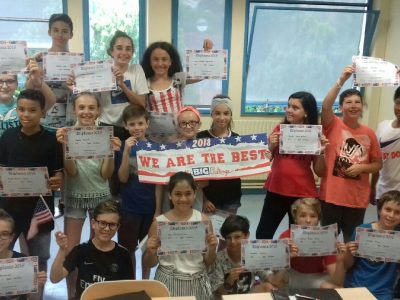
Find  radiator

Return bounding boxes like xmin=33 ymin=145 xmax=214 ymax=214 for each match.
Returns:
xmin=232 ymin=118 xmax=279 ymax=135
xmin=232 ymin=118 xmax=280 ymax=189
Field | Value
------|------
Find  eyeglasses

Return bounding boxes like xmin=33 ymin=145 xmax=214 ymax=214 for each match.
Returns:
xmin=95 ymin=220 xmax=120 ymax=230
xmin=179 ymin=121 xmax=199 ymax=128
xmin=0 ymin=232 xmax=13 ymax=240
xmin=0 ymin=80 xmax=17 ymax=86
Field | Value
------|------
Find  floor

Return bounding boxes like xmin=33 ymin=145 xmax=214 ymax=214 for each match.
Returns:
xmin=16 ymin=194 xmax=377 ymax=300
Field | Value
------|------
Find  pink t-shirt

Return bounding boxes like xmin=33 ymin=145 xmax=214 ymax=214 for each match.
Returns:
xmin=319 ymin=116 xmax=382 ymax=208
xmin=264 ymin=125 xmax=318 ymax=198
xmin=280 ymin=229 xmax=336 ymax=274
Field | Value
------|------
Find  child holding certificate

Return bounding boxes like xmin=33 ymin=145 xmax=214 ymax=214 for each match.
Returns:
xmin=140 ymin=40 xmax=213 ymax=143
xmin=156 ymin=106 xmax=205 ymax=214
xmin=56 ymin=92 xmax=120 ymax=298
xmin=256 ymin=91 xmax=327 ymax=239
xmin=96 ymin=30 xmax=149 ymax=141
xmin=50 ymin=200 xmax=134 ymax=299
xmin=0 ymin=67 xmax=57 ymax=137
xmin=197 ymin=95 xmax=242 ymax=215
xmin=116 ymin=104 xmax=155 ymax=279
xmin=33 ymin=13 xmax=74 ymax=129
xmin=0 ymin=209 xmax=47 ymax=300
xmin=342 ymin=190 xmax=400 ymax=300
xmin=209 ymin=215 xmax=276 ymax=298
xmin=277 ymin=198 xmax=346 ymax=289
xmin=0 ymin=89 xmax=63 ymax=300
xmin=320 ymin=66 xmax=382 ymax=242
xmin=144 ymin=172 xmax=218 ymax=300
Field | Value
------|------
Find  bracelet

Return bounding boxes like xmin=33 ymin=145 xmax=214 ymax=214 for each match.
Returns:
xmin=336 ymin=80 xmax=342 ymax=89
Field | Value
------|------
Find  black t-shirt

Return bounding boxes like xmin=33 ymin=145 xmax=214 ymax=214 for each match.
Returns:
xmin=63 ymin=240 xmax=134 ymax=298
xmin=196 ymin=130 xmax=242 ymax=206
xmin=0 ymin=126 xmax=63 ymax=233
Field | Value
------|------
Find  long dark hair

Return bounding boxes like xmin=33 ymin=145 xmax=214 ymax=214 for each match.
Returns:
xmin=141 ymin=41 xmax=182 ymax=78
xmin=283 ymin=91 xmax=318 ymax=125
xmin=168 ymin=172 xmax=197 ymax=194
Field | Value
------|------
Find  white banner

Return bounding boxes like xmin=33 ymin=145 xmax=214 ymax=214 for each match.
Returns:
xmin=353 ymin=56 xmax=399 ymax=87
xmin=136 ymin=134 xmax=271 ymax=184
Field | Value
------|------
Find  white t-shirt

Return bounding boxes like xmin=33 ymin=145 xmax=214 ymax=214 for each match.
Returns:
xmin=98 ymin=64 xmax=149 ymax=126
xmin=156 ymin=209 xmax=205 ymax=274
xmin=375 ymin=119 xmax=400 ymax=198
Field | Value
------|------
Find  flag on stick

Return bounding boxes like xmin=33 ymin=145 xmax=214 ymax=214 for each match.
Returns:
xmin=27 ymin=195 xmax=54 ymax=240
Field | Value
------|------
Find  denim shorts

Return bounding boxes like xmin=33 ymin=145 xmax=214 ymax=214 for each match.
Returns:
xmin=65 ymin=206 xmax=94 ymax=220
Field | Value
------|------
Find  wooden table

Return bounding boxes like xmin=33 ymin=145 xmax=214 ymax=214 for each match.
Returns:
xmin=222 ymin=287 xmax=377 ymax=300
xmin=152 ymin=297 xmax=196 ymax=300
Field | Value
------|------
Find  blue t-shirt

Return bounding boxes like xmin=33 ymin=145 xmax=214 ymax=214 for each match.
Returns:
xmin=0 ymin=98 xmax=19 ymax=137
xmin=344 ymin=223 xmax=400 ymax=300
xmin=115 ymin=143 xmax=156 ymax=215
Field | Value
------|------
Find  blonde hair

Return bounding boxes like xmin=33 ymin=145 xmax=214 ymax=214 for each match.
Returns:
xmin=291 ymin=198 xmax=321 ymax=220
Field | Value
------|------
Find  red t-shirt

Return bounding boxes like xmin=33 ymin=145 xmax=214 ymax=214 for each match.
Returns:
xmin=264 ymin=125 xmax=318 ymax=198
xmin=319 ymin=116 xmax=382 ymax=208
xmin=280 ymin=229 xmax=336 ymax=274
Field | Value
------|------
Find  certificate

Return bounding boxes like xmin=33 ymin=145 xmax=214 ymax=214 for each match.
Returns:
xmin=355 ymin=227 xmax=400 ymax=263
xmin=64 ymin=126 xmax=114 ymax=160
xmin=157 ymin=221 xmax=208 ymax=256
xmin=207 ymin=210 xmax=231 ymax=239
xmin=353 ymin=56 xmax=400 ymax=87
xmin=0 ymin=167 xmax=51 ymax=197
xmin=186 ymin=49 xmax=228 ymax=80
xmin=0 ymin=41 xmax=27 ymax=74
xmin=0 ymin=256 xmax=38 ymax=296
xmin=291 ymin=224 xmax=338 ymax=256
xmin=43 ymin=52 xmax=84 ymax=81
xmin=72 ymin=60 xmax=116 ymax=94
xmin=241 ymin=239 xmax=290 ymax=271
xmin=279 ymin=124 xmax=322 ymax=155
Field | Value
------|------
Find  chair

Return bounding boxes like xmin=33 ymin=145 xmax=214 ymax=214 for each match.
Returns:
xmin=80 ymin=279 xmax=170 ymax=300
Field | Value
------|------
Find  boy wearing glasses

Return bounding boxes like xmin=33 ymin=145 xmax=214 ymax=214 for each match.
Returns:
xmin=0 ymin=209 xmax=47 ymax=300
xmin=50 ymin=200 xmax=133 ymax=299
xmin=0 ymin=68 xmax=56 ymax=137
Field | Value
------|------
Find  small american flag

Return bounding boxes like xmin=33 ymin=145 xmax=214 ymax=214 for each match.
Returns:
xmin=27 ymin=196 xmax=53 ymax=240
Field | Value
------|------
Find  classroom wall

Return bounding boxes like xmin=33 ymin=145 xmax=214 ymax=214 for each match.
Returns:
xmin=370 ymin=0 xmax=400 ymax=129
xmin=67 ymin=0 xmax=400 ymax=131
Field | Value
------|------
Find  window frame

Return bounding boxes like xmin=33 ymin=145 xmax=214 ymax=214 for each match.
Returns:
xmin=241 ymin=0 xmax=378 ymax=116
xmin=0 ymin=0 xmax=67 ymax=52
xmin=82 ymin=0 xmax=146 ymax=61
xmin=171 ymin=0 xmax=233 ymax=115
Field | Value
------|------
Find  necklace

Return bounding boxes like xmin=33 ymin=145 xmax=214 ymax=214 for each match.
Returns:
xmin=209 ymin=128 xmax=231 ymax=138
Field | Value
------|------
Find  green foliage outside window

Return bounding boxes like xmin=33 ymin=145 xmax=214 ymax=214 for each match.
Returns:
xmin=89 ymin=0 xmax=140 ymax=63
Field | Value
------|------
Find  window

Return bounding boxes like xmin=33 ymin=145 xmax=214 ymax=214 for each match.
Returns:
xmin=172 ymin=0 xmax=232 ymax=112
xmin=0 ymin=0 xmax=65 ymax=56
xmin=242 ymin=0 xmax=379 ymax=115
xmin=83 ymin=0 xmax=145 ymax=62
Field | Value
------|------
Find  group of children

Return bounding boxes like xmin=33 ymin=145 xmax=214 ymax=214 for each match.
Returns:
xmin=0 ymin=11 xmax=399 ymax=300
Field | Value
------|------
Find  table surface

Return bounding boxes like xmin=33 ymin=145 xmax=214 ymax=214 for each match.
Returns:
xmin=152 ymin=297 xmax=196 ymax=300
xmin=222 ymin=287 xmax=377 ymax=300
